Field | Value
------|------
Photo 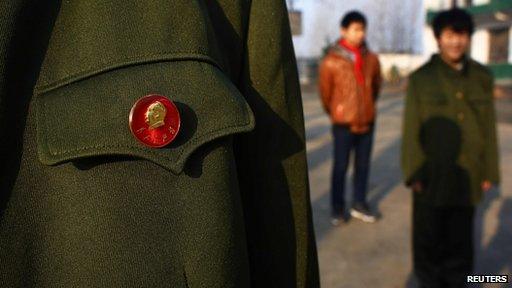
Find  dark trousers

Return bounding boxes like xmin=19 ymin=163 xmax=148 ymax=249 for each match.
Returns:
xmin=331 ymin=124 xmax=374 ymax=213
xmin=413 ymin=199 xmax=475 ymax=288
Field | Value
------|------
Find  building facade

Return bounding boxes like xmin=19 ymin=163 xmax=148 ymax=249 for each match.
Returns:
xmin=288 ymin=0 xmax=512 ymax=85
xmin=287 ymin=0 xmax=424 ymax=84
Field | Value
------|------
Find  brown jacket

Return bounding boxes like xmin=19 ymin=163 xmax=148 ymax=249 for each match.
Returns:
xmin=319 ymin=42 xmax=382 ymax=134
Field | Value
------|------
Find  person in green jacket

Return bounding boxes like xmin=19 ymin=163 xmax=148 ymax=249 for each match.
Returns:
xmin=0 ymin=1 xmax=319 ymax=287
xmin=401 ymin=8 xmax=500 ymax=287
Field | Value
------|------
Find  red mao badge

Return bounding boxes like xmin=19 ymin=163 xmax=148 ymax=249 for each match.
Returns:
xmin=129 ymin=94 xmax=181 ymax=148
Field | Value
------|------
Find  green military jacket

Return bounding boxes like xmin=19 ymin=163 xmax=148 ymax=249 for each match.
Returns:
xmin=401 ymin=54 xmax=500 ymax=206
xmin=0 ymin=1 xmax=319 ymax=287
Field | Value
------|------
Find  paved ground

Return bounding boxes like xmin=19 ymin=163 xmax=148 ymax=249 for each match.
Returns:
xmin=304 ymin=89 xmax=512 ymax=288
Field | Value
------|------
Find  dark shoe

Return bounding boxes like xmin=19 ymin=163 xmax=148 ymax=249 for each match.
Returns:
xmin=330 ymin=207 xmax=345 ymax=226
xmin=350 ymin=203 xmax=376 ymax=223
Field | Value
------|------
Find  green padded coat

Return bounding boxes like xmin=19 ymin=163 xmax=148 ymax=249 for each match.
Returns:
xmin=0 ymin=1 xmax=319 ymax=287
xmin=401 ymin=54 xmax=500 ymax=206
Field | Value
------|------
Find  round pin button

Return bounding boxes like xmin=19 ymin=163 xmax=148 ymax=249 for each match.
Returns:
xmin=129 ymin=94 xmax=180 ymax=148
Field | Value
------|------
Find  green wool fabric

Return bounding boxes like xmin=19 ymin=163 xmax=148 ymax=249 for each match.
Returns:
xmin=0 ymin=1 xmax=319 ymax=287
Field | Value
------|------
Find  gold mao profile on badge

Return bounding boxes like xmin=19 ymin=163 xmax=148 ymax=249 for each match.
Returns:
xmin=145 ymin=101 xmax=167 ymax=130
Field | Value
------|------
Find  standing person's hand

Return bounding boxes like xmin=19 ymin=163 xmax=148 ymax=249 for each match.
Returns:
xmin=481 ymin=181 xmax=492 ymax=193
xmin=411 ymin=181 xmax=423 ymax=193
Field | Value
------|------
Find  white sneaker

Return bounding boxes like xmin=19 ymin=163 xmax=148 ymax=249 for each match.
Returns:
xmin=350 ymin=204 xmax=377 ymax=223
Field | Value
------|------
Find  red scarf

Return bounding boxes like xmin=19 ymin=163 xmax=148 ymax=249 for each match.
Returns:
xmin=339 ymin=39 xmax=365 ymax=86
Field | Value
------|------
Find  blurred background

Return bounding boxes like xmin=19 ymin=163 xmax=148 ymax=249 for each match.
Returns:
xmin=286 ymin=0 xmax=512 ymax=287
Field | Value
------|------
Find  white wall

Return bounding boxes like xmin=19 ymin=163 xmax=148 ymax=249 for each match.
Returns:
xmin=290 ymin=0 xmax=501 ymax=78
xmin=471 ymin=29 xmax=490 ymax=64
xmin=424 ymin=0 xmax=452 ymax=10
xmin=425 ymin=0 xmax=491 ymax=10
xmin=290 ymin=0 xmax=335 ymax=59
xmin=424 ymin=0 xmax=441 ymax=10
xmin=423 ymin=26 xmax=439 ymax=59
xmin=509 ymin=27 xmax=512 ymax=63
xmin=290 ymin=0 xmax=424 ymax=59
xmin=473 ymin=0 xmax=491 ymax=5
xmin=456 ymin=0 xmax=491 ymax=7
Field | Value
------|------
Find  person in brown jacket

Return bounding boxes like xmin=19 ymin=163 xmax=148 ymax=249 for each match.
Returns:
xmin=319 ymin=11 xmax=382 ymax=225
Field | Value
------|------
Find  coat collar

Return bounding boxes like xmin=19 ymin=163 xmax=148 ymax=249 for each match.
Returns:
xmin=431 ymin=53 xmax=470 ymax=78
xmin=329 ymin=39 xmax=368 ymax=61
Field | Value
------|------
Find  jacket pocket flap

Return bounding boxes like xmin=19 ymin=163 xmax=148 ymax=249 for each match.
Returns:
xmin=35 ymin=59 xmax=255 ymax=174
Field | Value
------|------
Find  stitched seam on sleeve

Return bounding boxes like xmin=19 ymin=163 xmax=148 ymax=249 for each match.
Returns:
xmin=35 ymin=53 xmax=224 ymax=94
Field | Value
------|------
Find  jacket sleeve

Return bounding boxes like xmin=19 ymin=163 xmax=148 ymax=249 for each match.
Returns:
xmin=0 ymin=2 xmax=19 ymax=115
xmin=235 ymin=0 xmax=319 ymax=287
xmin=0 ymin=1 xmax=23 ymax=163
xmin=400 ymin=76 xmax=425 ymax=186
xmin=318 ymin=57 xmax=333 ymax=113
xmin=482 ymin=77 xmax=500 ymax=185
